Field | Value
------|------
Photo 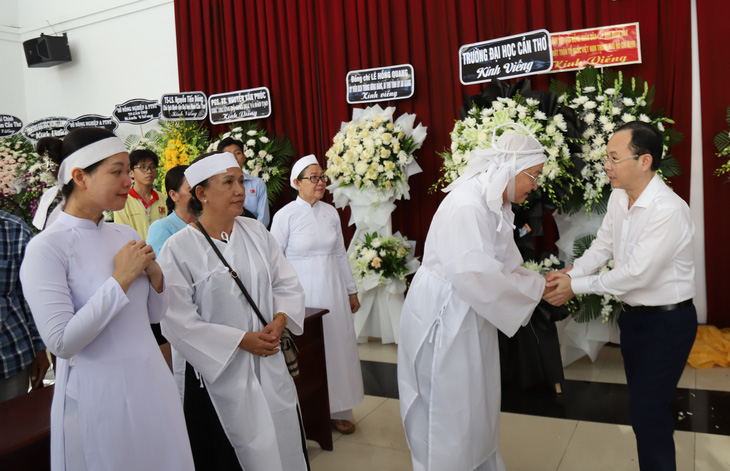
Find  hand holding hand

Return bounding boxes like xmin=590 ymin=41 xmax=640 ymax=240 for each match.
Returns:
xmin=239 ymin=331 xmax=280 ymax=358
xmin=542 ymin=272 xmax=575 ymax=306
xmin=113 ymin=240 xmax=156 ymax=292
xmin=262 ymin=314 xmax=287 ymax=342
xmin=545 ymin=265 xmax=572 ymax=282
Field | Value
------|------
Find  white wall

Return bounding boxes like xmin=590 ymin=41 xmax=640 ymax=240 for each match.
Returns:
xmin=0 ymin=0 xmax=179 ymax=139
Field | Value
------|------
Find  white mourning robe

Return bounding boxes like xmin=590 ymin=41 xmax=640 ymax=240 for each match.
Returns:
xmin=158 ymin=216 xmax=307 ymax=471
xmin=397 ymin=174 xmax=545 ymax=471
xmin=270 ymin=198 xmax=364 ymax=414
xmin=19 ymin=212 xmax=193 ymax=471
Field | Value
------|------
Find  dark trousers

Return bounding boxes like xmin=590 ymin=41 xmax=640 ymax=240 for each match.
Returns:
xmin=618 ymin=304 xmax=697 ymax=471
xmin=184 ymin=362 xmax=242 ymax=471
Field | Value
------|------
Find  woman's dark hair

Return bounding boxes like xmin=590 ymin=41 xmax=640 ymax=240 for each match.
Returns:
xmin=216 ymin=137 xmax=244 ymax=152
xmin=164 ymin=165 xmax=189 ymax=214
xmin=615 ymin=121 xmax=664 ymax=171
xmin=130 ymin=148 xmax=159 ymax=169
xmin=187 ymin=152 xmax=218 ymax=213
xmin=36 ymin=128 xmax=118 ymax=199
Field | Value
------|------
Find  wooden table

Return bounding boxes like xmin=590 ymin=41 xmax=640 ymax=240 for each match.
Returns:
xmin=294 ymin=307 xmax=333 ymax=451
xmin=0 ymin=385 xmax=53 ymax=470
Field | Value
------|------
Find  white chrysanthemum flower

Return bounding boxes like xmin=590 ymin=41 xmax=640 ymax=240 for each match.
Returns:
xmin=623 ymin=97 xmax=635 ymax=106
xmin=605 ymin=88 xmax=616 ymax=96
xmin=657 ymin=122 xmax=665 ymax=131
xmin=534 ymin=110 xmax=547 ymax=121
xmin=639 ymin=114 xmax=651 ymax=123
xmin=622 ymin=113 xmax=636 ymax=123
xmin=582 ymin=86 xmax=596 ymax=93
xmin=246 ymin=130 xmax=257 ymax=136
xmin=259 ymin=136 xmax=269 ymax=143
xmin=584 ymin=101 xmax=597 ymax=110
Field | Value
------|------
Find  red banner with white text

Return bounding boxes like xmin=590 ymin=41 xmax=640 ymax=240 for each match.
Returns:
xmin=550 ymin=22 xmax=641 ymax=72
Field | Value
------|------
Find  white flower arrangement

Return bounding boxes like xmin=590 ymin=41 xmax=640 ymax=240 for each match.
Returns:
xmin=325 ymin=105 xmax=426 ymax=198
xmin=522 ymin=254 xmax=562 ymax=275
xmin=435 ymin=93 xmax=574 ymax=209
xmin=349 ymin=232 xmax=417 ymax=287
xmin=208 ymin=123 xmax=293 ymax=203
xmin=0 ymin=134 xmax=59 ymax=230
xmin=557 ymin=66 xmax=682 ymax=214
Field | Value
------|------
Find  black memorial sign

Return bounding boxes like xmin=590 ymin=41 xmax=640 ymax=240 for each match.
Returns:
xmin=0 ymin=115 xmax=23 ymax=137
xmin=23 ymin=117 xmax=69 ymax=140
xmin=66 ymin=114 xmax=118 ymax=133
xmin=208 ymin=87 xmax=271 ymax=125
xmin=346 ymin=64 xmax=415 ymax=104
xmin=161 ymin=91 xmax=208 ymax=120
xmin=113 ymin=98 xmax=161 ymax=125
xmin=460 ymin=30 xmax=553 ymax=85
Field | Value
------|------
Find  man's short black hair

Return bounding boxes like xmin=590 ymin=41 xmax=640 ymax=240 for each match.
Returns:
xmin=615 ymin=121 xmax=663 ymax=171
xmin=217 ymin=137 xmax=244 ymax=152
xmin=129 ymin=148 xmax=159 ymax=169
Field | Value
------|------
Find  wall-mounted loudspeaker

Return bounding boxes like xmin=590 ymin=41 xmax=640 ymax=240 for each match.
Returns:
xmin=23 ymin=33 xmax=72 ymax=68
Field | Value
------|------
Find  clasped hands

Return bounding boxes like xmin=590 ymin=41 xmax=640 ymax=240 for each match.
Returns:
xmin=113 ymin=240 xmax=163 ymax=293
xmin=239 ymin=314 xmax=286 ymax=358
xmin=542 ymin=266 xmax=575 ymax=306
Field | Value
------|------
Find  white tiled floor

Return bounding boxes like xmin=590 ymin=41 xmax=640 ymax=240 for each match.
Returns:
xmin=309 ymin=393 xmax=730 ymax=471
xmin=307 ymin=339 xmax=730 ymax=471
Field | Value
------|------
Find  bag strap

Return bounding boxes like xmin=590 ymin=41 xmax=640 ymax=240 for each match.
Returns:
xmin=195 ymin=221 xmax=269 ymax=327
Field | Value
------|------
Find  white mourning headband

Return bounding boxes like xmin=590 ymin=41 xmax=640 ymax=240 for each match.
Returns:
xmin=290 ymin=154 xmax=319 ymax=189
xmin=33 ymin=137 xmax=128 ymax=230
xmin=184 ymin=152 xmax=240 ymax=187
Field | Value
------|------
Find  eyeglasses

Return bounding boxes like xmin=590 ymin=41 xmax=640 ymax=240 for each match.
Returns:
xmin=134 ymin=165 xmax=158 ymax=173
xmin=521 ymin=171 xmax=539 ymax=184
xmin=300 ymin=175 xmax=328 ymax=184
xmin=602 ymin=154 xmax=639 ymax=166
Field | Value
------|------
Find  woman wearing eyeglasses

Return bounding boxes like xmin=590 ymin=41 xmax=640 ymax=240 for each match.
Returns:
xmin=113 ymin=148 xmax=167 ymax=239
xmin=398 ymin=127 xmax=547 ymax=471
xmin=270 ymin=155 xmax=363 ymax=435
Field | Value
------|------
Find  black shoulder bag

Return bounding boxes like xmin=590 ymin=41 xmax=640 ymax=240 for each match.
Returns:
xmin=195 ymin=221 xmax=300 ymax=378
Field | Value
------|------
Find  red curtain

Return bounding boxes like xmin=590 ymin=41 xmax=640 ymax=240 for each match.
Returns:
xmin=174 ymin=0 xmax=729 ymax=325
xmin=697 ymin=0 xmax=730 ymax=327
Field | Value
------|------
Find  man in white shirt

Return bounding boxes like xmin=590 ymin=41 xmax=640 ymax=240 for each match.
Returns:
xmin=544 ymin=121 xmax=697 ymax=471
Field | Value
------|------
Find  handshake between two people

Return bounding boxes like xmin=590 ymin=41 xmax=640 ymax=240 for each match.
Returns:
xmin=541 ymin=266 xmax=574 ymax=307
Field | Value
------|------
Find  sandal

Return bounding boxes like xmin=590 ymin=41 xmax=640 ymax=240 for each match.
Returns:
xmin=331 ymin=419 xmax=356 ymax=434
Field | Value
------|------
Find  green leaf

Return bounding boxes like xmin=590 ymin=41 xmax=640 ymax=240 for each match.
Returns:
xmin=572 ymin=234 xmax=596 ymax=262
xmin=658 ymin=156 xmax=682 ymax=178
